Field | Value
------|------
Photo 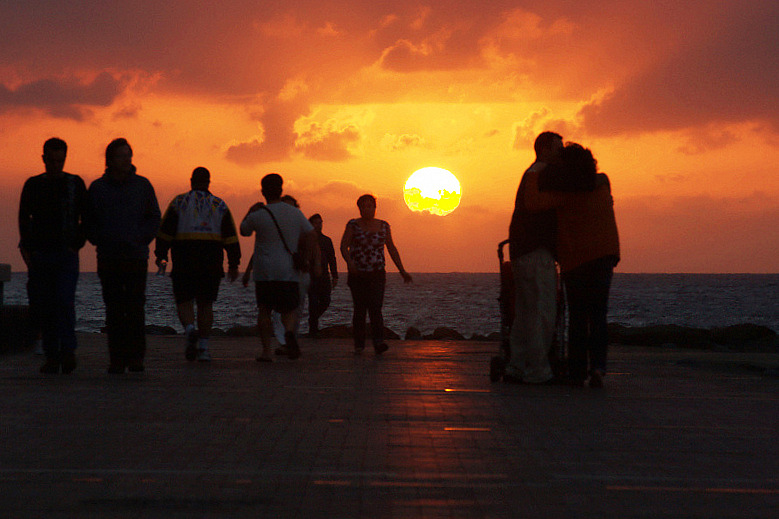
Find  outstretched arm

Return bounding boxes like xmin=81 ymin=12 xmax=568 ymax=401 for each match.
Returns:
xmin=340 ymin=223 xmax=355 ymax=273
xmin=385 ymin=225 xmax=412 ymax=283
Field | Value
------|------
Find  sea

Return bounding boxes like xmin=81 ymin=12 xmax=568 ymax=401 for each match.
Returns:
xmin=2 ymin=273 xmax=778 ymax=336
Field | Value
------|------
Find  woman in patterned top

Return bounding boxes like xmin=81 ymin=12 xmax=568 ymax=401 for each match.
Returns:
xmin=340 ymin=194 xmax=412 ymax=354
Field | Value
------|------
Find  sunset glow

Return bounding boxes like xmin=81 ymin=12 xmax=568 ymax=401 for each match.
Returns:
xmin=404 ymin=167 xmax=461 ymax=216
xmin=1 ymin=2 xmax=777 ymax=273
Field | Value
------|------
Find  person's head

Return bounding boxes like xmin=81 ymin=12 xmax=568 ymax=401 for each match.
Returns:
xmin=309 ymin=213 xmax=323 ymax=232
xmin=42 ymin=137 xmax=67 ymax=176
xmin=534 ymin=131 xmax=563 ymax=163
xmin=281 ymin=194 xmax=299 ymax=208
xmin=356 ymin=194 xmax=377 ymax=219
xmin=260 ymin=173 xmax=283 ymax=202
xmin=105 ymin=138 xmax=133 ymax=174
xmin=190 ymin=167 xmax=210 ymax=191
xmin=559 ymin=142 xmax=598 ymax=191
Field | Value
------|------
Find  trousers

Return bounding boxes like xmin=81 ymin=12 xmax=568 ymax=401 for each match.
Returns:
xmin=507 ymin=248 xmax=557 ymax=383
xmin=98 ymin=258 xmax=148 ymax=366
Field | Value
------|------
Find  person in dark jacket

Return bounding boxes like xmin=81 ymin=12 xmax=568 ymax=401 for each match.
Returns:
xmin=86 ymin=138 xmax=161 ymax=374
xmin=306 ymin=213 xmax=338 ymax=336
xmin=503 ymin=131 xmax=563 ymax=384
xmin=155 ymin=167 xmax=241 ymax=362
xmin=18 ymin=138 xmax=88 ymax=374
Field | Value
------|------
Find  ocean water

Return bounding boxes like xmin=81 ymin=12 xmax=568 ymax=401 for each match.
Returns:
xmin=2 ymin=272 xmax=778 ymax=336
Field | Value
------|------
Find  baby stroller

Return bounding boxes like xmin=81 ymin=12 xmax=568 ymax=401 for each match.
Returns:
xmin=490 ymin=239 xmax=567 ymax=382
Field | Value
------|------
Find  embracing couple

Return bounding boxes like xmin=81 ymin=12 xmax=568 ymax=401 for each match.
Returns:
xmin=504 ymin=131 xmax=620 ymax=388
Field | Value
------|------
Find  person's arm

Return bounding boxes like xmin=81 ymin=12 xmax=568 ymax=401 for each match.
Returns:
xmin=18 ymin=179 xmax=33 ymax=267
xmin=384 ymin=223 xmax=412 ymax=283
xmin=73 ymin=176 xmax=88 ymax=251
xmin=326 ymin=238 xmax=338 ymax=287
xmin=222 ymin=207 xmax=241 ymax=282
xmin=240 ymin=203 xmax=263 ymax=236
xmin=154 ymin=201 xmax=177 ymax=267
xmin=340 ymin=222 xmax=355 ymax=273
xmin=142 ymin=181 xmax=162 ymax=245
xmin=241 ymin=254 xmax=254 ymax=287
xmin=303 ymin=230 xmax=322 ymax=278
xmin=523 ymin=169 xmax=575 ymax=212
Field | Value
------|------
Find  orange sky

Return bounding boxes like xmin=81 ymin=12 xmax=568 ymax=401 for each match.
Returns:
xmin=2 ymin=1 xmax=777 ymax=273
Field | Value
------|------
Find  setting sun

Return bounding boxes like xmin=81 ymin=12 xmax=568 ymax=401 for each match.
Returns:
xmin=403 ymin=167 xmax=462 ymax=216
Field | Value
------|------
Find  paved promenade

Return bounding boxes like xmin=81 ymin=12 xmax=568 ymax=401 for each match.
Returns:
xmin=1 ymin=334 xmax=777 ymax=518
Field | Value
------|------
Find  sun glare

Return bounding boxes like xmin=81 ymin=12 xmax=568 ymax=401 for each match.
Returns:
xmin=403 ymin=167 xmax=462 ymax=216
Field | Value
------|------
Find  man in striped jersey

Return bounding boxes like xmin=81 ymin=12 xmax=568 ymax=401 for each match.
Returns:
xmin=155 ymin=167 xmax=241 ymax=361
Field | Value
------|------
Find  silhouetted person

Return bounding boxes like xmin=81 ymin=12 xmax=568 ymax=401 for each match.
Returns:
xmin=86 ymin=138 xmax=161 ymax=374
xmin=19 ymin=138 xmax=87 ymax=374
xmin=240 ymin=174 xmax=319 ymax=361
xmin=505 ymin=131 xmax=563 ymax=384
xmin=525 ymin=143 xmax=620 ymax=388
xmin=340 ymin=194 xmax=412 ymax=355
xmin=155 ymin=167 xmax=241 ymax=362
xmin=307 ymin=213 xmax=338 ymax=337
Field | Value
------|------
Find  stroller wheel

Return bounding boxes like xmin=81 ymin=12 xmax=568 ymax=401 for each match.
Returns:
xmin=490 ymin=356 xmax=507 ymax=383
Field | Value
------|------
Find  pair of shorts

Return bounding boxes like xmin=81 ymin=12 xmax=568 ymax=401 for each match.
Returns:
xmin=172 ymin=273 xmax=221 ymax=304
xmin=255 ymin=281 xmax=299 ymax=314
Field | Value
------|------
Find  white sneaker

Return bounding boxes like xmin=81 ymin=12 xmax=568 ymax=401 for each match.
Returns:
xmin=196 ymin=348 xmax=211 ymax=362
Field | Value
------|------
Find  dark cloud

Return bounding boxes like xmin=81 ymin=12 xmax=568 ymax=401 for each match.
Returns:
xmin=581 ymin=3 xmax=779 ymax=135
xmin=294 ymin=122 xmax=361 ymax=161
xmin=0 ymin=72 xmax=126 ymax=120
xmin=225 ymin=98 xmax=308 ymax=165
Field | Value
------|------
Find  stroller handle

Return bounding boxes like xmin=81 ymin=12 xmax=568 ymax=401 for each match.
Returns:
xmin=497 ymin=239 xmax=510 ymax=263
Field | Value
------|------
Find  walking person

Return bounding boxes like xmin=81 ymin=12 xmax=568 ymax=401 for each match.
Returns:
xmin=307 ymin=213 xmax=338 ymax=337
xmin=524 ymin=143 xmax=620 ymax=388
xmin=340 ymin=194 xmax=412 ymax=355
xmin=86 ymin=138 xmax=161 ymax=374
xmin=18 ymin=138 xmax=88 ymax=374
xmin=240 ymin=174 xmax=319 ymax=362
xmin=504 ymin=131 xmax=563 ymax=384
xmin=155 ymin=167 xmax=241 ymax=362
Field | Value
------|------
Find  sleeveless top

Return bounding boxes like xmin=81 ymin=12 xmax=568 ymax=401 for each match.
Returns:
xmin=347 ymin=218 xmax=390 ymax=272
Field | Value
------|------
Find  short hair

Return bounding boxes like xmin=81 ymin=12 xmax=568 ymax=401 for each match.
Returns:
xmin=534 ymin=131 xmax=562 ymax=158
xmin=356 ymin=194 xmax=376 ymax=207
xmin=105 ymin=138 xmax=132 ymax=167
xmin=261 ymin=173 xmax=283 ymax=199
xmin=308 ymin=213 xmax=322 ymax=223
xmin=191 ymin=167 xmax=210 ymax=185
xmin=43 ymin=137 xmax=67 ymax=155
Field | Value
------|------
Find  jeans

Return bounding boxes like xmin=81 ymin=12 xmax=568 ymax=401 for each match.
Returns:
xmin=27 ymin=249 xmax=79 ymax=357
xmin=98 ymin=258 xmax=148 ymax=366
xmin=507 ymin=248 xmax=557 ymax=383
xmin=307 ymin=275 xmax=332 ymax=332
xmin=562 ymin=256 xmax=616 ymax=381
xmin=347 ymin=270 xmax=386 ymax=348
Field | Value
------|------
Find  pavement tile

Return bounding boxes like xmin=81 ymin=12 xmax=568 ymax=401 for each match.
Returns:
xmin=0 ymin=334 xmax=777 ymax=518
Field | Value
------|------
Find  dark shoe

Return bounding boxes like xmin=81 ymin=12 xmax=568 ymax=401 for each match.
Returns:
xmin=107 ymin=364 xmax=125 ymax=374
xmin=40 ymin=357 xmax=60 ymax=374
xmin=502 ymin=373 xmax=524 ymax=384
xmin=128 ymin=361 xmax=145 ymax=373
xmin=274 ymin=346 xmax=288 ymax=356
xmin=490 ymin=356 xmax=507 ymax=383
xmin=60 ymin=352 xmax=77 ymax=374
xmin=284 ymin=332 xmax=301 ymax=360
xmin=589 ymin=370 xmax=604 ymax=389
xmin=374 ymin=343 xmax=389 ymax=355
xmin=185 ymin=328 xmax=198 ymax=361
